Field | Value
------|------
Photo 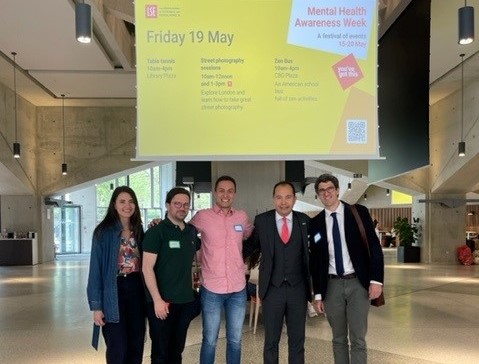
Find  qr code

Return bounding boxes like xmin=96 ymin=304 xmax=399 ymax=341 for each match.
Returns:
xmin=346 ymin=120 xmax=367 ymax=144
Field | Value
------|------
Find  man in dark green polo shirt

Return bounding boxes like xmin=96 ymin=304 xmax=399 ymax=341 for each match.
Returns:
xmin=142 ymin=187 xmax=201 ymax=364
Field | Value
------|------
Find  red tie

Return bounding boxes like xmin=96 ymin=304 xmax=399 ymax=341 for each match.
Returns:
xmin=281 ymin=217 xmax=289 ymax=244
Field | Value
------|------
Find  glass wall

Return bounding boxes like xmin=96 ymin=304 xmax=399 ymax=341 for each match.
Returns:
xmin=96 ymin=165 xmax=212 ymax=228
xmin=53 ymin=205 xmax=82 ymax=255
xmin=96 ymin=165 xmax=170 ymax=230
xmin=189 ymin=192 xmax=212 ymax=219
xmin=54 ymin=162 xmax=209 ymax=254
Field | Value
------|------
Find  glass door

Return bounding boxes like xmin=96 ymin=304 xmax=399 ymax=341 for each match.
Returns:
xmin=54 ymin=205 xmax=82 ymax=254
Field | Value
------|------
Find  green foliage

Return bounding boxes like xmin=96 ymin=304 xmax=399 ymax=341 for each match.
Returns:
xmin=95 ymin=167 xmax=160 ymax=228
xmin=96 ymin=180 xmax=114 ymax=207
xmin=194 ymin=193 xmax=212 ymax=210
xmin=129 ymin=169 xmax=153 ymax=208
xmin=393 ymin=217 xmax=418 ymax=247
xmin=96 ymin=168 xmax=158 ymax=209
xmin=94 ymin=166 xmax=214 ymax=229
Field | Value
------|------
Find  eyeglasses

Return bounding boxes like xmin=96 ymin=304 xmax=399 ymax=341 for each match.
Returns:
xmin=317 ymin=186 xmax=336 ymax=195
xmin=172 ymin=202 xmax=190 ymax=209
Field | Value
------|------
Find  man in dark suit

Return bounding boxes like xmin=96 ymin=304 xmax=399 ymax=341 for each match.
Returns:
xmin=309 ymin=174 xmax=384 ymax=364
xmin=244 ymin=181 xmax=310 ymax=364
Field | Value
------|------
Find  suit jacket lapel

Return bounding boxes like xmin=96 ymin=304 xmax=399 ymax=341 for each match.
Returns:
xmin=319 ymin=210 xmax=328 ymax=246
xmin=342 ymin=203 xmax=354 ymax=250
xmin=266 ymin=211 xmax=276 ymax=257
xmin=294 ymin=211 xmax=308 ymax=248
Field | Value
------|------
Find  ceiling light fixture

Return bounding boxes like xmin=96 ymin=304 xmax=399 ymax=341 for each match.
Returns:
xmin=386 ymin=189 xmax=390 ymax=196
xmin=61 ymin=94 xmax=68 ymax=176
xmin=459 ymin=1 xmax=474 ymax=45
xmin=347 ymin=182 xmax=351 ymax=191
xmin=364 ymin=194 xmax=367 ymax=201
xmin=11 ymin=52 xmax=20 ymax=159
xmin=76 ymin=1 xmax=92 ymax=43
xmin=459 ymin=53 xmax=466 ymax=157
xmin=458 ymin=141 xmax=466 ymax=157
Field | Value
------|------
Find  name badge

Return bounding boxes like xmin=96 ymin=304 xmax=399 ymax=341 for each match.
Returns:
xmin=169 ymin=240 xmax=180 ymax=248
xmin=234 ymin=224 xmax=244 ymax=232
xmin=314 ymin=232 xmax=321 ymax=243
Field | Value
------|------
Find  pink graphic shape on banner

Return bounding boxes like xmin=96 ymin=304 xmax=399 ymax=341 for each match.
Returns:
xmin=333 ymin=54 xmax=364 ymax=90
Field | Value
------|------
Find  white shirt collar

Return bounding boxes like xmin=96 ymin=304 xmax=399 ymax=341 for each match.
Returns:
xmin=275 ymin=211 xmax=293 ymax=222
xmin=325 ymin=201 xmax=344 ymax=218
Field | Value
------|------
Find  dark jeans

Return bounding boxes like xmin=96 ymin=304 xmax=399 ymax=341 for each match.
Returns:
xmin=102 ymin=273 xmax=146 ymax=364
xmin=147 ymin=299 xmax=198 ymax=364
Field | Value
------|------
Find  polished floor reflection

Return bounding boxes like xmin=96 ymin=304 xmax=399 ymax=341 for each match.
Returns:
xmin=0 ymin=250 xmax=478 ymax=363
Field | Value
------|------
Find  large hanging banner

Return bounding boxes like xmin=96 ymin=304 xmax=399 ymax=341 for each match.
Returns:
xmin=136 ymin=0 xmax=378 ymax=160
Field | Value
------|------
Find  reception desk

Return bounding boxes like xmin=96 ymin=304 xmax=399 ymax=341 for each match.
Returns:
xmin=0 ymin=238 xmax=39 ymax=265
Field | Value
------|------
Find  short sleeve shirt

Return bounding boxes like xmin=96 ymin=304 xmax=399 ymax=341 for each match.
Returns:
xmin=143 ymin=218 xmax=200 ymax=303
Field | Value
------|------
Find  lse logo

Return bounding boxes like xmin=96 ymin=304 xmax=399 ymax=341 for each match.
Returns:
xmin=145 ymin=5 xmax=157 ymax=18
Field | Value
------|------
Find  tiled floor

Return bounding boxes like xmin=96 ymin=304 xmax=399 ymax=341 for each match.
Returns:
xmin=0 ymin=250 xmax=478 ymax=363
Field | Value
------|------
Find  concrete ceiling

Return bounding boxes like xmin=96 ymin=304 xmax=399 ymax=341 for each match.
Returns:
xmin=0 ymin=0 xmax=136 ymax=107
xmin=0 ymin=0 xmax=476 ymax=106
xmin=0 ymin=0 xmax=478 ymax=195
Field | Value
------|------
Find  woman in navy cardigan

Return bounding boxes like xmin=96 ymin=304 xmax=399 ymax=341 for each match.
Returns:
xmin=87 ymin=186 xmax=146 ymax=363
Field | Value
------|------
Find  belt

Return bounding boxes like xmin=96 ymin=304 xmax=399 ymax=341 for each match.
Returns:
xmin=117 ymin=271 xmax=140 ymax=278
xmin=329 ymin=273 xmax=357 ymax=280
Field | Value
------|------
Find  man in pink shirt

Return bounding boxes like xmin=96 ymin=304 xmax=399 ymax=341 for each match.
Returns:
xmin=191 ymin=175 xmax=254 ymax=364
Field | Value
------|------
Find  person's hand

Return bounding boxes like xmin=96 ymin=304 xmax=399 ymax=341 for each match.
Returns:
xmin=93 ymin=310 xmax=105 ymax=326
xmin=369 ymin=283 xmax=383 ymax=300
xmin=314 ymin=299 xmax=325 ymax=314
xmin=153 ymin=299 xmax=170 ymax=320
xmin=148 ymin=218 xmax=162 ymax=229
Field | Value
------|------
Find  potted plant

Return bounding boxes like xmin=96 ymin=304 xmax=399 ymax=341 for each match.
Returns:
xmin=393 ymin=217 xmax=420 ymax=263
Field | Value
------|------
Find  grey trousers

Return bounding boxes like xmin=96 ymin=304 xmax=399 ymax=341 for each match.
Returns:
xmin=323 ymin=277 xmax=370 ymax=364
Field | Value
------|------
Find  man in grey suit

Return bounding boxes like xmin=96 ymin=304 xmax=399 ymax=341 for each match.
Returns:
xmin=309 ymin=174 xmax=384 ymax=364
xmin=244 ymin=181 xmax=311 ymax=364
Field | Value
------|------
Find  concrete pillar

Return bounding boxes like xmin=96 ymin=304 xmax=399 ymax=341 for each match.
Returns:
xmin=412 ymin=195 xmax=426 ymax=262
xmin=69 ymin=186 xmax=97 ymax=253
xmin=42 ymin=201 xmax=55 ymax=263
xmin=160 ymin=162 xmax=174 ymax=216
xmin=425 ymin=194 xmax=466 ymax=264
xmin=212 ymin=161 xmax=284 ymax=218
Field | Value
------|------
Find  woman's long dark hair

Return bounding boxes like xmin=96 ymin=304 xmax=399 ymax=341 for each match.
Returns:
xmin=93 ymin=186 xmax=144 ymax=242
xmin=247 ymin=249 xmax=261 ymax=271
